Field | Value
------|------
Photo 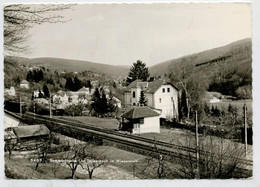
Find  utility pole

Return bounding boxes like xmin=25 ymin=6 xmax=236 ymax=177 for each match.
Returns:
xmin=243 ymin=103 xmax=247 ymax=157
xmin=19 ymin=93 xmax=22 ymax=115
xmin=195 ymin=110 xmax=200 ymax=179
xmin=34 ymin=100 xmax=36 ymax=120
xmin=49 ymin=92 xmax=52 ymax=118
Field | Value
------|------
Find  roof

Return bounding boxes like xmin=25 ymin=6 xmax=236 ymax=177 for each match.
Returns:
xmin=122 ymin=107 xmax=160 ymax=119
xmin=125 ymin=79 xmax=178 ymax=93
xmin=20 ymin=80 xmax=29 ymax=84
xmin=13 ymin=125 xmax=50 ymax=138
xmin=78 ymin=87 xmax=90 ymax=92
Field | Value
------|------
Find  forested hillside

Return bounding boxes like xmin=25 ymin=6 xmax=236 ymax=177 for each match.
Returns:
xmin=150 ymin=38 xmax=252 ymax=99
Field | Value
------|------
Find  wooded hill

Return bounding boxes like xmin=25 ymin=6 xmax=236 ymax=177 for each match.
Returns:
xmin=4 ymin=56 xmax=129 ymax=77
xmin=150 ymin=38 xmax=252 ymax=99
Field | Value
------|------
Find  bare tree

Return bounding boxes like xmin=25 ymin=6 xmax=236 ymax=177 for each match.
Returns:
xmin=174 ymin=132 xmax=246 ymax=179
xmin=139 ymin=141 xmax=172 ymax=179
xmin=81 ymin=143 xmax=106 ymax=179
xmin=4 ymin=4 xmax=71 ymax=54
xmin=63 ymin=144 xmax=86 ymax=179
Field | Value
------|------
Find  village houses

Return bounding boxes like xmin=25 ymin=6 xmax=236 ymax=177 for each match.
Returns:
xmin=124 ymin=79 xmax=179 ymax=120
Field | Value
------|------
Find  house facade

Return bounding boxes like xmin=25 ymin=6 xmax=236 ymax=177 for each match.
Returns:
xmin=121 ymin=106 xmax=160 ymax=134
xmin=124 ymin=79 xmax=178 ymax=120
xmin=20 ymin=80 xmax=29 ymax=89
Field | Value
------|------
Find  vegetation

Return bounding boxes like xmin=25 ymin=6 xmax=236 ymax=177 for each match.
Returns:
xmin=4 ymin=4 xmax=71 ymax=54
xmin=91 ymin=88 xmax=116 ymax=117
xmin=126 ymin=60 xmax=150 ymax=85
xmin=138 ymin=90 xmax=148 ymax=106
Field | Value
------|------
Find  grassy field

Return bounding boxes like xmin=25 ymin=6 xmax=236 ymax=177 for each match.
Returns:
xmin=4 ymin=145 xmax=182 ymax=179
xmin=55 ymin=116 xmax=119 ymax=130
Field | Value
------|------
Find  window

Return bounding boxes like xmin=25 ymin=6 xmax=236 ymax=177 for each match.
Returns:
xmin=167 ymin=88 xmax=170 ymax=92
xmin=139 ymin=118 xmax=144 ymax=124
xmin=133 ymin=91 xmax=136 ymax=98
xmin=133 ymin=103 xmax=136 ymax=106
xmin=159 ymin=98 xmax=161 ymax=103
xmin=134 ymin=124 xmax=140 ymax=129
xmin=162 ymin=88 xmax=165 ymax=93
xmin=171 ymin=97 xmax=173 ymax=102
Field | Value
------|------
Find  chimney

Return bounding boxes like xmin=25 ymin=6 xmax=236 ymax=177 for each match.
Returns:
xmin=149 ymin=77 xmax=155 ymax=82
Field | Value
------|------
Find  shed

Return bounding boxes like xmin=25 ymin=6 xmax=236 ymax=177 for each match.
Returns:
xmin=121 ymin=106 xmax=160 ymax=134
xmin=13 ymin=124 xmax=50 ymax=144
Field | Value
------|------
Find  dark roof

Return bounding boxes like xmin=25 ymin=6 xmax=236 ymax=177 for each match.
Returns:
xmin=13 ymin=125 xmax=50 ymax=138
xmin=122 ymin=107 xmax=160 ymax=119
xmin=125 ymin=79 xmax=178 ymax=93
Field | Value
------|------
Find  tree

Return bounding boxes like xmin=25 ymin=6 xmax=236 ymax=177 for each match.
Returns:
xmin=126 ymin=60 xmax=150 ymax=85
xmin=138 ymin=90 xmax=147 ymax=106
xmin=4 ymin=4 xmax=71 ymax=54
xmin=175 ymin=132 xmax=246 ymax=179
xmin=43 ymin=84 xmax=50 ymax=98
xmin=91 ymin=88 xmax=102 ymax=116
xmin=65 ymin=77 xmax=74 ymax=91
xmin=63 ymin=144 xmax=87 ymax=179
xmin=73 ymin=76 xmax=83 ymax=91
xmin=82 ymin=143 xmax=106 ymax=179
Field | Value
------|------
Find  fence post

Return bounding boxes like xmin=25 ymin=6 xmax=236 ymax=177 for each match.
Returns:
xmin=243 ymin=103 xmax=247 ymax=157
xmin=195 ymin=110 xmax=200 ymax=178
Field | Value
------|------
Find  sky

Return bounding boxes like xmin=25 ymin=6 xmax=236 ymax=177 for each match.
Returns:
xmin=25 ymin=3 xmax=251 ymax=67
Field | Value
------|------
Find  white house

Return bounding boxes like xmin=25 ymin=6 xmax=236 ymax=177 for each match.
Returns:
xmin=124 ymin=79 xmax=178 ymax=120
xmin=33 ymin=90 xmax=44 ymax=98
xmin=52 ymin=91 xmax=69 ymax=109
xmin=4 ymin=86 xmax=16 ymax=97
xmin=121 ymin=106 xmax=160 ymax=134
xmin=20 ymin=80 xmax=29 ymax=89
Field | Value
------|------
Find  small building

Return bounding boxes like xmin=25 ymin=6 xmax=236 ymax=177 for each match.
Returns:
xmin=33 ymin=90 xmax=44 ymax=98
xmin=20 ymin=80 xmax=29 ymax=89
xmin=4 ymin=86 xmax=16 ymax=97
xmin=121 ymin=106 xmax=160 ymax=134
xmin=13 ymin=124 xmax=50 ymax=145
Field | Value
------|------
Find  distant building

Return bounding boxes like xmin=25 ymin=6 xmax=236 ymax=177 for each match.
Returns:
xmin=4 ymin=86 xmax=16 ymax=96
xmin=121 ymin=106 xmax=160 ymax=134
xmin=124 ymin=79 xmax=179 ymax=120
xmin=52 ymin=91 xmax=69 ymax=109
xmin=113 ymin=97 xmax=122 ymax=109
xmin=35 ymin=98 xmax=49 ymax=105
xmin=33 ymin=90 xmax=44 ymax=98
xmin=20 ymin=80 xmax=29 ymax=89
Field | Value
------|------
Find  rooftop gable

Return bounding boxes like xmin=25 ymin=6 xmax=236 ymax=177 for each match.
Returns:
xmin=122 ymin=106 xmax=160 ymax=119
xmin=125 ymin=79 xmax=178 ymax=93
xmin=13 ymin=124 xmax=50 ymax=138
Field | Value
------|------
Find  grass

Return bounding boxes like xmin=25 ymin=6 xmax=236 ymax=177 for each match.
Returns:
xmin=55 ymin=116 xmax=119 ymax=130
xmin=5 ymin=156 xmax=88 ymax=179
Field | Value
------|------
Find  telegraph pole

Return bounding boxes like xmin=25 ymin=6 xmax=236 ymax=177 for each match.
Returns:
xmin=34 ymin=100 xmax=36 ymax=120
xmin=243 ymin=103 xmax=247 ymax=157
xmin=49 ymin=92 xmax=52 ymax=118
xmin=19 ymin=93 xmax=22 ymax=115
xmin=195 ymin=110 xmax=200 ymax=178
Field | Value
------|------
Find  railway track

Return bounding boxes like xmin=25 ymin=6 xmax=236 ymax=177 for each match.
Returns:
xmin=5 ymin=110 xmax=253 ymax=169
